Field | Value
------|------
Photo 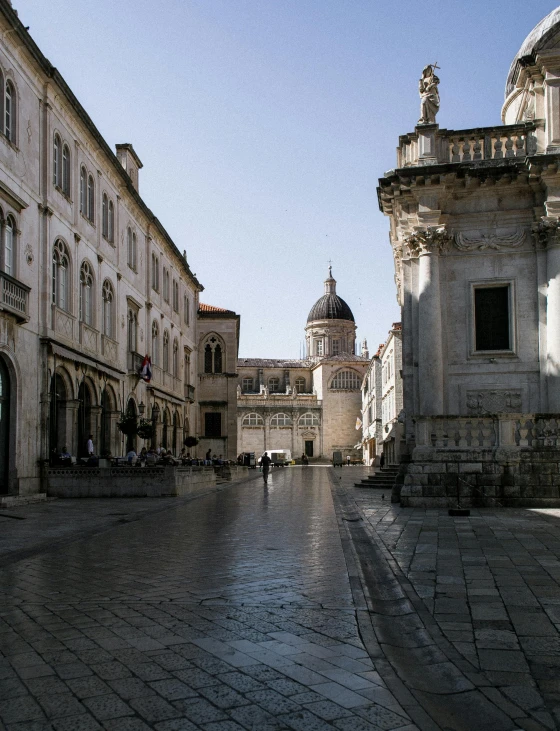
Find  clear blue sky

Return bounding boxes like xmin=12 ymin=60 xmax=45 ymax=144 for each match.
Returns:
xmin=18 ymin=0 xmax=557 ymax=358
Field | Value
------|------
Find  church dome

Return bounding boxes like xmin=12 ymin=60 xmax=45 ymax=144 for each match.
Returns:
xmin=307 ymin=268 xmax=355 ymax=323
xmin=506 ymin=7 xmax=560 ymax=97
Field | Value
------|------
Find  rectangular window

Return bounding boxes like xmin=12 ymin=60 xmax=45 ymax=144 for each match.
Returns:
xmin=474 ymin=286 xmax=510 ymax=351
xmin=205 ymin=412 xmax=221 ymax=437
xmin=332 ymin=339 xmax=340 ymax=355
xmin=316 ymin=340 xmax=323 ymax=356
xmin=242 ymin=377 xmax=253 ymax=392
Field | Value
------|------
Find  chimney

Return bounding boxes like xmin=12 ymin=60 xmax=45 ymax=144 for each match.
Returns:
xmin=116 ymin=143 xmax=143 ymax=192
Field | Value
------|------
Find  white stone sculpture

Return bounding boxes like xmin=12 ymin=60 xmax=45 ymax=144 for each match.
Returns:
xmin=418 ymin=64 xmax=440 ymax=124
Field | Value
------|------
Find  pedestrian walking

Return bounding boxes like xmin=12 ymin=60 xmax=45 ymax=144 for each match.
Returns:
xmin=380 ymin=451 xmax=385 ymax=469
xmin=261 ymin=451 xmax=271 ymax=483
xmin=346 ymin=455 xmax=351 ymax=467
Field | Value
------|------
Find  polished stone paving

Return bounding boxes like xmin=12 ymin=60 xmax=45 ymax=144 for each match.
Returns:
xmin=0 ymin=469 xmax=414 ymax=731
xmin=343 ymin=466 xmax=560 ymax=731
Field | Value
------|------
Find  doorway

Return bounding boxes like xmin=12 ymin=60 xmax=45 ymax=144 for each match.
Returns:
xmin=305 ymin=440 xmax=314 ymax=458
xmin=0 ymin=358 xmax=10 ymax=494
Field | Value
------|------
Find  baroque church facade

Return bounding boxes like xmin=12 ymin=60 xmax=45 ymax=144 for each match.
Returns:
xmin=379 ymin=6 xmax=560 ymax=507
xmin=237 ymin=269 xmax=368 ymax=461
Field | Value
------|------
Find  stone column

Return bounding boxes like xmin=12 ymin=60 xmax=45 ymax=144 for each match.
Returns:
xmin=408 ymin=228 xmax=447 ymax=416
xmin=65 ymin=400 xmax=80 ymax=457
xmin=547 ymin=233 xmax=560 ymax=410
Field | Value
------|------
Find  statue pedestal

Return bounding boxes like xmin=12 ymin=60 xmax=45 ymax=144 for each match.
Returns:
xmin=417 ymin=123 xmax=438 ymax=165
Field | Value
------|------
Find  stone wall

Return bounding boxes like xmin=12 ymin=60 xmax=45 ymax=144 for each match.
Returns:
xmin=399 ymin=414 xmax=560 ymax=507
xmin=46 ymin=465 xmax=216 ymax=498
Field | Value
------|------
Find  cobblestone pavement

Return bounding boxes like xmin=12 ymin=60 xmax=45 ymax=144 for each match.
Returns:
xmin=0 ymin=468 xmax=416 ymax=731
xmin=339 ymin=466 xmax=560 ymax=731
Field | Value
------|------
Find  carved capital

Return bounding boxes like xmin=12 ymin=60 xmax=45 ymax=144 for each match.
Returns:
xmin=404 ymin=226 xmax=450 ymax=257
xmin=532 ymin=217 xmax=560 ymax=249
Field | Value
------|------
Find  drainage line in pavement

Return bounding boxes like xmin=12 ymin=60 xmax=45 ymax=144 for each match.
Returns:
xmin=329 ymin=470 xmax=529 ymax=731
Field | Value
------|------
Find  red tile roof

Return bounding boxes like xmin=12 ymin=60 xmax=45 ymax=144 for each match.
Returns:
xmin=198 ymin=303 xmax=235 ymax=314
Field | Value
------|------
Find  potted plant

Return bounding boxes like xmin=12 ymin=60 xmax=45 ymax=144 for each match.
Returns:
xmin=184 ymin=436 xmax=199 ymax=448
xmin=137 ymin=419 xmax=155 ymax=440
xmin=116 ymin=412 xmax=138 ymax=436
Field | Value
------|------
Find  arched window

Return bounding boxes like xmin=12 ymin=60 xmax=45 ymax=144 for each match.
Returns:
xmin=108 ymin=200 xmax=114 ymax=243
xmin=127 ymin=309 xmax=137 ymax=353
xmin=242 ymin=413 xmax=264 ymax=427
xmin=52 ymin=239 xmax=69 ymax=311
xmin=173 ymin=280 xmax=179 ymax=312
xmin=214 ymin=344 xmax=222 ymax=373
xmin=87 ymin=174 xmax=94 ymax=221
xmin=294 ymin=377 xmax=306 ymax=393
xmin=151 ymin=321 xmax=159 ymax=366
xmin=204 ymin=337 xmax=224 ymax=374
xmin=204 ymin=343 xmax=212 ymax=373
xmin=4 ymin=215 xmax=15 ymax=277
xmin=127 ymin=227 xmax=134 ymax=267
xmin=151 ymin=253 xmax=159 ymax=290
xmin=79 ymin=260 xmax=94 ymax=325
xmin=268 ymin=377 xmax=280 ymax=393
xmin=172 ymin=339 xmax=178 ymax=377
xmin=53 ymin=134 xmax=61 ymax=187
xmin=330 ymin=370 xmax=361 ymax=390
xmin=184 ymin=350 xmax=191 ymax=383
xmin=102 ymin=280 xmax=114 ymax=338
xmin=163 ymin=268 xmax=170 ymax=302
xmin=163 ymin=330 xmax=170 ymax=372
xmin=5 ymin=81 xmax=14 ymax=142
xmin=62 ymin=144 xmax=70 ymax=195
xmin=102 ymin=194 xmax=108 ymax=238
xmin=299 ymin=412 xmax=319 ymax=427
xmin=271 ymin=413 xmax=292 ymax=427
xmin=242 ymin=377 xmax=253 ymax=392
xmin=79 ymin=166 xmax=86 ymax=214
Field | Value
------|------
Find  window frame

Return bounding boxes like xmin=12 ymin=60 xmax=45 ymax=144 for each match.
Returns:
xmin=102 ymin=279 xmax=114 ymax=338
xmin=270 ymin=413 xmax=292 ymax=427
xmin=53 ymin=134 xmax=61 ymax=188
xmin=268 ymin=377 xmax=280 ymax=393
xmin=79 ymin=166 xmax=87 ymax=215
xmin=87 ymin=174 xmax=95 ymax=222
xmin=3 ymin=213 xmax=16 ymax=278
xmin=299 ymin=412 xmax=319 ymax=427
xmin=4 ymin=80 xmax=15 ymax=143
xmin=62 ymin=144 xmax=70 ymax=196
xmin=79 ymin=260 xmax=94 ymax=326
xmin=469 ymin=279 xmax=517 ymax=357
xmin=242 ymin=377 xmax=254 ymax=393
xmin=242 ymin=412 xmax=264 ymax=427
xmin=330 ymin=369 xmax=361 ymax=390
xmin=294 ymin=377 xmax=306 ymax=393
xmin=52 ymin=238 xmax=70 ymax=312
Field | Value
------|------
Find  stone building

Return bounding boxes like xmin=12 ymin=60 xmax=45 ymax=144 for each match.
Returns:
xmin=197 ymin=303 xmax=240 ymax=461
xmin=361 ymin=324 xmax=403 ymax=467
xmin=377 ymin=6 xmax=560 ymax=507
xmin=0 ymin=1 xmax=235 ymax=498
xmin=237 ymin=269 xmax=368 ymax=461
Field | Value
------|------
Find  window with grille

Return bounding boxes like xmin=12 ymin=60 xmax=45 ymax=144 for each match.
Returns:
xmin=299 ymin=413 xmax=318 ymax=427
xmin=330 ymin=370 xmax=360 ymax=390
xmin=271 ymin=413 xmax=292 ymax=426
xmin=242 ymin=413 xmax=264 ymax=426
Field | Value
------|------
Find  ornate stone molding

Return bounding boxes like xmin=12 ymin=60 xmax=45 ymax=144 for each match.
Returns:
xmin=454 ymin=227 xmax=526 ymax=252
xmin=404 ymin=226 xmax=451 ymax=257
xmin=466 ymin=390 xmax=521 ymax=414
xmin=532 ymin=217 xmax=560 ymax=249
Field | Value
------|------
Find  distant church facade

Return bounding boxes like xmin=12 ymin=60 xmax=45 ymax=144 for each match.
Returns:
xmin=237 ymin=269 xmax=368 ymax=461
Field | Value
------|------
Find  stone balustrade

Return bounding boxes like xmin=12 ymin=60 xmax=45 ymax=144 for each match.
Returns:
xmin=1 ymin=270 xmax=29 ymax=322
xmin=397 ymin=122 xmax=538 ymax=168
xmin=415 ymin=414 xmax=560 ymax=449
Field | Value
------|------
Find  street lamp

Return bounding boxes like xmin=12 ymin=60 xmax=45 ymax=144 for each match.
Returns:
xmin=138 ymin=401 xmax=145 ymax=417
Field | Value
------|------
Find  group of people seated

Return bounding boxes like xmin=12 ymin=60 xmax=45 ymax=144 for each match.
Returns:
xmin=122 ymin=446 xmax=231 ymax=467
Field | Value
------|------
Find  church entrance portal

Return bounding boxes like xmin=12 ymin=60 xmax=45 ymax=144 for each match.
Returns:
xmin=0 ymin=358 xmax=10 ymax=494
xmin=305 ymin=440 xmax=314 ymax=458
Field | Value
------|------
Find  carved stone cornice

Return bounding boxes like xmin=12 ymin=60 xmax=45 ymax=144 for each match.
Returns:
xmin=404 ymin=226 xmax=451 ymax=257
xmin=532 ymin=217 xmax=560 ymax=249
xmin=454 ymin=227 xmax=526 ymax=252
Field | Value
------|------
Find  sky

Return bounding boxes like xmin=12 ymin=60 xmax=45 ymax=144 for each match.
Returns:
xmin=16 ymin=0 xmax=558 ymax=358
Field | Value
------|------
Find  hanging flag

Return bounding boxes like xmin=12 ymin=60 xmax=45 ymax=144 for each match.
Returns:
xmin=355 ymin=417 xmax=362 ymax=430
xmin=140 ymin=355 xmax=152 ymax=383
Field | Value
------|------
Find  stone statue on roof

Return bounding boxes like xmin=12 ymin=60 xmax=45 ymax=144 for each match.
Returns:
xmin=418 ymin=64 xmax=440 ymax=125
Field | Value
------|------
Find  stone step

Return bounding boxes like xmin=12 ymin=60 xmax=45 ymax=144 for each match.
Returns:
xmin=0 ymin=493 xmax=48 ymax=508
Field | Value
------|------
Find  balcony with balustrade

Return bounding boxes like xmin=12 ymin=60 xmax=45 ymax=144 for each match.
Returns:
xmin=0 ymin=271 xmax=29 ymax=323
xmin=395 ymin=121 xmax=539 ymax=169
xmin=184 ymin=384 xmax=195 ymax=402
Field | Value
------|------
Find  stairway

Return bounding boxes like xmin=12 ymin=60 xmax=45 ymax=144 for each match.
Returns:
xmin=355 ymin=466 xmax=399 ymax=489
